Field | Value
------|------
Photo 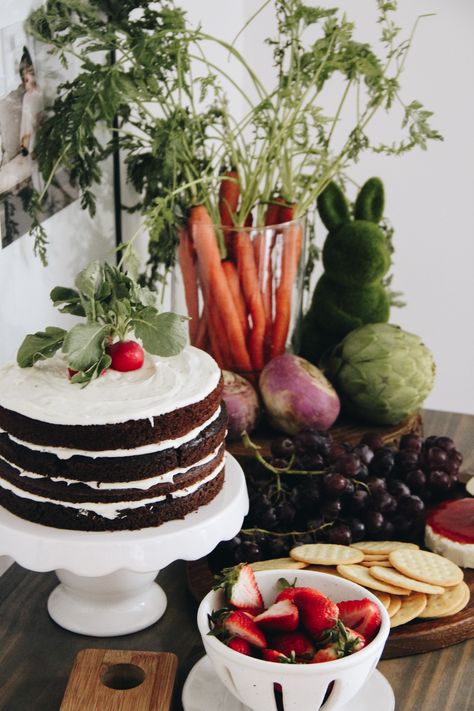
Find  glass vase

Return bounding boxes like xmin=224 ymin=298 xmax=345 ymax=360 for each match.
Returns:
xmin=172 ymin=216 xmax=306 ymax=381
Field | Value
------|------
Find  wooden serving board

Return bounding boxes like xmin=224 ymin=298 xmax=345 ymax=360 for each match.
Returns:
xmin=60 ymin=648 xmax=177 ymax=711
xmin=186 ymin=559 xmax=474 ymax=659
xmin=227 ymin=411 xmax=423 ymax=460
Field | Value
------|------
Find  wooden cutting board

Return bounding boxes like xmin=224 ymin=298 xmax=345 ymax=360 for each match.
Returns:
xmin=186 ymin=559 xmax=474 ymax=658
xmin=60 ymin=648 xmax=177 ymax=711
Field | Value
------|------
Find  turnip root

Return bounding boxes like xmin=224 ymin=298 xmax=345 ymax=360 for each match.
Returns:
xmin=259 ymin=354 xmax=340 ymax=434
xmin=222 ymin=370 xmax=260 ymax=440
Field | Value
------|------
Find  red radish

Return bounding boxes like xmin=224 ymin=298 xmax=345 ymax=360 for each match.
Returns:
xmin=337 ymin=598 xmax=381 ymax=642
xmin=227 ymin=637 xmax=253 ymax=656
xmin=107 ymin=340 xmax=145 ymax=372
xmin=214 ymin=562 xmax=264 ymax=614
xmin=259 ymin=354 xmax=340 ymax=434
xmin=222 ymin=611 xmax=267 ymax=649
xmin=271 ymin=630 xmax=315 ymax=659
xmin=254 ymin=599 xmax=299 ymax=632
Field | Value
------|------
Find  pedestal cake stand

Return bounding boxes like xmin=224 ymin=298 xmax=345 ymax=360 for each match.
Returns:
xmin=0 ymin=453 xmax=248 ymax=637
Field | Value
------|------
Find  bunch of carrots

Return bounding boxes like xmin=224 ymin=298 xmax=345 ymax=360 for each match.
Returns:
xmin=178 ymin=171 xmax=303 ymax=378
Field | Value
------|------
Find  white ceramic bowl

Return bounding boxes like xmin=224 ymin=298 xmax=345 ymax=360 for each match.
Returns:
xmin=197 ymin=569 xmax=390 ymax=711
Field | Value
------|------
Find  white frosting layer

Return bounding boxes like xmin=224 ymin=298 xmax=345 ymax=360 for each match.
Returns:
xmin=424 ymin=525 xmax=474 ymax=568
xmin=0 ymin=407 xmax=221 ymax=459
xmin=0 ymin=461 xmax=225 ymax=520
xmin=0 ymin=346 xmax=220 ymax=426
xmin=1 ymin=445 xmax=222 ymax=490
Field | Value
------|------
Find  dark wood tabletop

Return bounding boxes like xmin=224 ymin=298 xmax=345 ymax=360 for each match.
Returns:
xmin=0 ymin=409 xmax=472 ymax=711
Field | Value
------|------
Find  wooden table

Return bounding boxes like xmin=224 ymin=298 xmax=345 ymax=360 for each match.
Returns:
xmin=0 ymin=410 xmax=472 ymax=711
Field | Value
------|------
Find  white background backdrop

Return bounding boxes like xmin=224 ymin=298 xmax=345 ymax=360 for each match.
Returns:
xmin=1 ymin=0 xmax=473 ymax=419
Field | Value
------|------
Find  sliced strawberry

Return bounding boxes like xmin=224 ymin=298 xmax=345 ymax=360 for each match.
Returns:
xmin=312 ymin=643 xmax=342 ymax=663
xmin=254 ymin=599 xmax=299 ymax=632
xmin=227 ymin=637 xmax=253 ymax=656
xmin=337 ymin=598 xmax=381 ymax=642
xmin=271 ymin=631 xmax=315 ymax=660
xmin=214 ymin=563 xmax=264 ymax=614
xmin=222 ymin=610 xmax=267 ymax=649
xmin=261 ymin=648 xmax=296 ymax=664
xmin=107 ymin=340 xmax=145 ymax=372
xmin=276 ymin=587 xmax=339 ymax=640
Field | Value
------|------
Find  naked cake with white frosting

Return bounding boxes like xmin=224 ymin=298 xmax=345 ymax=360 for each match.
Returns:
xmin=0 ymin=346 xmax=226 ymax=531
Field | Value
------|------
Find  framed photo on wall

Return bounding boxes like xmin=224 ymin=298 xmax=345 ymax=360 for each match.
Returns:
xmin=0 ymin=7 xmax=79 ymax=248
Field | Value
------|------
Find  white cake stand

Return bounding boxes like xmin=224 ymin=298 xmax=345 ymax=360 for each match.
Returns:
xmin=0 ymin=453 xmax=248 ymax=637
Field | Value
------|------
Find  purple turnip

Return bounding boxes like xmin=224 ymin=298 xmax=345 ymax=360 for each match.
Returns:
xmin=222 ymin=370 xmax=261 ymax=440
xmin=259 ymin=354 xmax=340 ymax=434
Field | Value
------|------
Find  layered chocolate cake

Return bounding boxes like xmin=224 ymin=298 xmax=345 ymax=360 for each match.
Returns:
xmin=0 ymin=346 xmax=226 ymax=531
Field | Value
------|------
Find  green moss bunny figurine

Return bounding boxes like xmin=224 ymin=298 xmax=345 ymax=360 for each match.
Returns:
xmin=300 ymin=177 xmax=391 ymax=363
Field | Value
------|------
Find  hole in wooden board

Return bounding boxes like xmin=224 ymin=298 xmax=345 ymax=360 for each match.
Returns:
xmin=100 ymin=663 xmax=146 ymax=690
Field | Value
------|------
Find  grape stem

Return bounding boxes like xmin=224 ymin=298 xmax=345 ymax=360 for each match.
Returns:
xmin=241 ymin=523 xmax=333 ymax=538
xmin=242 ymin=431 xmax=329 ymax=477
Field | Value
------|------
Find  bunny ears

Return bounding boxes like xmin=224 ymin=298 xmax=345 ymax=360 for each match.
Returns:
xmin=317 ymin=177 xmax=385 ymax=231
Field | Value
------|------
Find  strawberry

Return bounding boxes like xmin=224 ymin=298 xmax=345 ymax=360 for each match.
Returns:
xmin=337 ymin=598 xmax=381 ymax=642
xmin=343 ymin=626 xmax=367 ymax=653
xmin=222 ymin=610 xmax=267 ymax=649
xmin=261 ymin=648 xmax=296 ymax=664
xmin=214 ymin=563 xmax=264 ymax=614
xmin=227 ymin=637 xmax=253 ymax=656
xmin=271 ymin=631 xmax=315 ymax=660
xmin=254 ymin=599 xmax=299 ymax=632
xmin=312 ymin=643 xmax=342 ymax=663
xmin=277 ymin=587 xmax=339 ymax=640
xmin=107 ymin=340 xmax=145 ymax=372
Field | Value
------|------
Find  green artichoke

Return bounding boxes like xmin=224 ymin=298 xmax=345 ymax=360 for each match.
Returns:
xmin=324 ymin=323 xmax=436 ymax=425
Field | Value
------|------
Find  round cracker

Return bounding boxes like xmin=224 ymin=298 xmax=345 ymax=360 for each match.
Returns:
xmin=250 ymin=558 xmax=307 ymax=572
xmin=369 ymin=565 xmax=445 ymax=595
xmin=290 ymin=543 xmax=364 ymax=566
xmin=351 ymin=541 xmax=419 ymax=555
xmin=418 ymin=581 xmax=470 ymax=619
xmin=390 ymin=592 xmax=427 ymax=628
xmin=361 ymin=560 xmax=393 ymax=568
xmin=389 ymin=549 xmax=464 ymax=587
xmin=362 ymin=554 xmax=390 ymax=561
xmin=371 ymin=590 xmax=391 ymax=609
xmin=387 ymin=595 xmax=402 ymax=618
xmin=436 ymin=583 xmax=470 ymax=617
xmin=336 ymin=564 xmax=411 ymax=595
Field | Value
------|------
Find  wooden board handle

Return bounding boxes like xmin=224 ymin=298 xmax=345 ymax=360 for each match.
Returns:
xmin=60 ymin=648 xmax=178 ymax=711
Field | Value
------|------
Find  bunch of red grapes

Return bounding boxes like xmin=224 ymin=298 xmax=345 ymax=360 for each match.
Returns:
xmin=209 ymin=430 xmax=464 ymax=572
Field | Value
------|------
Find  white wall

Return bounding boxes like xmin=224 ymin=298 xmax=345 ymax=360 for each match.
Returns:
xmin=214 ymin=0 xmax=474 ymax=415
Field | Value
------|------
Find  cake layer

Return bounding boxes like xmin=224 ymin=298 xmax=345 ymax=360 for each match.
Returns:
xmin=0 ymin=406 xmax=227 ymax=483
xmin=0 ymin=347 xmax=221 ymax=425
xmin=0 ymin=444 xmax=225 ymax=503
xmin=0 ymin=467 xmax=225 ymax=531
xmin=0 ymin=375 xmax=223 ymax=450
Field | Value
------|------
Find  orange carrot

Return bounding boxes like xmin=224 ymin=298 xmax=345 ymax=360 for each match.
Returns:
xmin=188 ymin=205 xmax=253 ymax=374
xmin=264 ymin=196 xmax=286 ymax=226
xmin=222 ymin=259 xmax=249 ymax=338
xmin=177 ymin=226 xmax=200 ymax=343
xmin=235 ymin=230 xmax=266 ymax=372
xmin=218 ymin=170 xmax=240 ymax=227
xmin=270 ymin=219 xmax=303 ymax=359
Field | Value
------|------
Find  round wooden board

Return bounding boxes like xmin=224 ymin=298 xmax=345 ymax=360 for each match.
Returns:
xmin=186 ymin=559 xmax=474 ymax=659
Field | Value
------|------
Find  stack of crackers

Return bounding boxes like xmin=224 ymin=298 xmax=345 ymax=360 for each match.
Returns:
xmin=250 ymin=541 xmax=470 ymax=628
